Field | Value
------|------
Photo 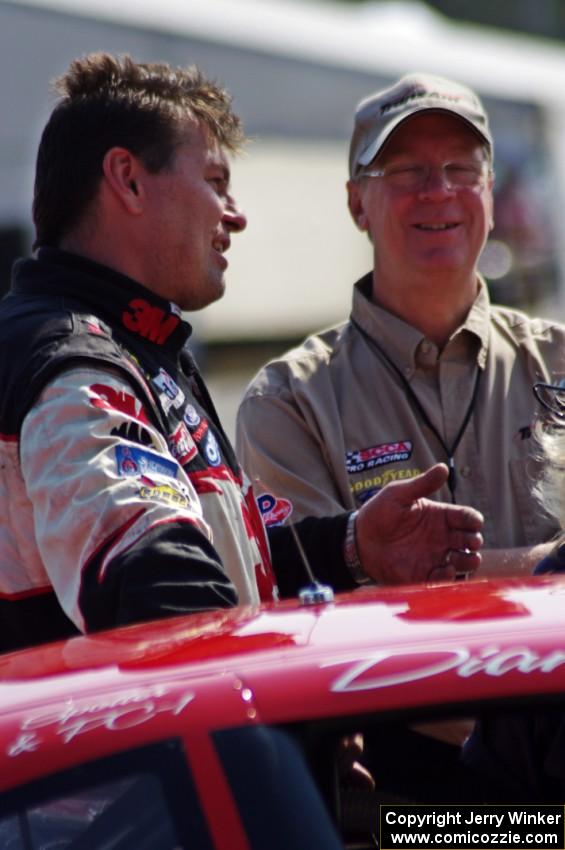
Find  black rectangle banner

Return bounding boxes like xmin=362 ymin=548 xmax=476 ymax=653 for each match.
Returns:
xmin=380 ymin=805 xmax=565 ymax=849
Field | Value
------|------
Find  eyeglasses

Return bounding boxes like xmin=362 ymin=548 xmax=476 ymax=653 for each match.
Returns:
xmin=533 ymin=382 xmax=565 ymax=419
xmin=358 ymin=161 xmax=490 ymax=192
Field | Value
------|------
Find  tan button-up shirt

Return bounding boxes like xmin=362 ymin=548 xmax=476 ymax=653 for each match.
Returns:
xmin=237 ymin=276 xmax=565 ymax=549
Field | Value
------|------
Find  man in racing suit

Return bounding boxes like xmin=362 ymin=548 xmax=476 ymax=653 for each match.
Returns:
xmin=0 ymin=55 xmax=483 ymax=653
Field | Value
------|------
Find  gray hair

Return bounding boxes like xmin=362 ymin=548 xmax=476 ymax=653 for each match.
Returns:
xmin=534 ymin=420 xmax=565 ymax=531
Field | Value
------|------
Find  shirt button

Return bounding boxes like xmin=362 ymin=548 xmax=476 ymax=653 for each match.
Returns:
xmin=460 ymin=465 xmax=471 ymax=478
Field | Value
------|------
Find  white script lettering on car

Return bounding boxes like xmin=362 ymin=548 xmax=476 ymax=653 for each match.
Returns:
xmin=6 ymin=686 xmax=195 ymax=753
xmin=6 ymin=732 xmax=41 ymax=757
xmin=322 ymin=646 xmax=565 ymax=692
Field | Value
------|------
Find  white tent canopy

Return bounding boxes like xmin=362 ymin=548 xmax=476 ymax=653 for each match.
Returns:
xmin=9 ymin=0 xmax=565 ymax=104
xmin=3 ymin=0 xmax=565 ymax=338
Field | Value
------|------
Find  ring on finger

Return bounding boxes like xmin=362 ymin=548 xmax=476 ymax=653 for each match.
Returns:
xmin=449 ymin=547 xmax=473 ymax=581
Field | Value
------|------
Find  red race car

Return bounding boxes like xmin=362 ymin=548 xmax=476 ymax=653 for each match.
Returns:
xmin=0 ymin=576 xmax=564 ymax=849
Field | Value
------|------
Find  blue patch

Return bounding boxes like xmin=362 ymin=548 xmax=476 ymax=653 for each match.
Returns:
xmin=184 ymin=404 xmax=201 ymax=429
xmin=115 ymin=445 xmax=178 ymax=478
xmin=357 ymin=487 xmax=381 ymax=504
xmin=204 ymin=432 xmax=221 ymax=467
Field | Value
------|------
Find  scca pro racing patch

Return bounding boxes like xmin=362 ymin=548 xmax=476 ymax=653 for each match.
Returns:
xmin=345 ymin=440 xmax=412 ymax=474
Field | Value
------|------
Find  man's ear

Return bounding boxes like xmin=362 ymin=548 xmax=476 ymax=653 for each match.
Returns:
xmin=486 ymin=172 xmax=495 ymax=231
xmin=101 ymin=147 xmax=145 ymax=215
xmin=346 ymin=179 xmax=369 ymax=232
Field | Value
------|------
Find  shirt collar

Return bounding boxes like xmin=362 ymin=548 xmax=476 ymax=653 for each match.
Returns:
xmin=350 ymin=272 xmax=490 ymax=371
xmin=13 ymin=248 xmax=193 ymax=355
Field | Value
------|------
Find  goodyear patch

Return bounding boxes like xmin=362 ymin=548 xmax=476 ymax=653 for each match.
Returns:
xmin=350 ymin=467 xmax=422 ymax=500
xmin=257 ymin=493 xmax=293 ymax=527
xmin=345 ymin=440 xmax=412 ymax=474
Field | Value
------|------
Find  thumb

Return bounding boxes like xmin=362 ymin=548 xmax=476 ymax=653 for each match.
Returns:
xmin=391 ymin=463 xmax=449 ymax=505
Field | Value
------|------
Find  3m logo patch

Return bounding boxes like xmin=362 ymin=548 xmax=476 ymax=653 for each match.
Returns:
xmin=89 ymin=384 xmax=149 ymax=424
xmin=122 ymin=299 xmax=180 ymax=344
xmin=257 ymin=493 xmax=293 ymax=527
xmin=346 ymin=440 xmax=413 ymax=474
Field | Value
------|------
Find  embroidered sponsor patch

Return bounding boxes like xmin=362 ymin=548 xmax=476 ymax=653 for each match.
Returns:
xmin=192 ymin=419 xmax=208 ymax=443
xmin=204 ymin=431 xmax=221 ymax=467
xmin=122 ymin=298 xmax=180 ymax=345
xmin=183 ymin=404 xmax=201 ymax=429
xmin=115 ymin=445 xmax=178 ymax=478
xmin=152 ymin=368 xmax=185 ymax=413
xmin=138 ymin=479 xmax=190 ymax=508
xmin=350 ymin=466 xmax=422 ymax=498
xmin=345 ymin=440 xmax=413 ymax=474
xmin=89 ymin=384 xmax=150 ymax=424
xmin=257 ymin=493 xmax=293 ymax=527
xmin=168 ymin=422 xmax=197 ymax=465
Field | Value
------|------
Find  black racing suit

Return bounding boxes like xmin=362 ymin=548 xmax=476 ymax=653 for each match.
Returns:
xmin=0 ymin=249 xmax=354 ymax=652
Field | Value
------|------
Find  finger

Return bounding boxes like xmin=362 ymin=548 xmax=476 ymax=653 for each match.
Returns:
xmin=346 ymin=761 xmax=377 ymax=791
xmin=426 ymin=564 xmax=457 ymax=584
xmin=388 ymin=463 xmax=449 ymax=505
xmin=445 ymin=504 xmax=484 ymax=532
xmin=448 ymin=530 xmax=483 ymax=551
xmin=448 ymin=548 xmax=481 ymax=574
xmin=338 ymin=733 xmax=363 ymax=759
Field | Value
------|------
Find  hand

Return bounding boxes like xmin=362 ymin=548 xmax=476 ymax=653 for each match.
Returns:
xmin=337 ymin=733 xmax=375 ymax=791
xmin=355 ymin=463 xmax=483 ymax=585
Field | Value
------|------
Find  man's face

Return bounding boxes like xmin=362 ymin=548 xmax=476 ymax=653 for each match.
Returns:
xmin=347 ymin=112 xmax=493 ymax=289
xmin=140 ymin=121 xmax=246 ymax=311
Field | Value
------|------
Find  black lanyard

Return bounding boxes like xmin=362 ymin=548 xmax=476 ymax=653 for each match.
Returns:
xmin=351 ymin=317 xmax=482 ymax=503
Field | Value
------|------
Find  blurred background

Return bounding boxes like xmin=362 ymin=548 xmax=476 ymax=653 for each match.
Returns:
xmin=2 ymin=0 xmax=565 ymax=437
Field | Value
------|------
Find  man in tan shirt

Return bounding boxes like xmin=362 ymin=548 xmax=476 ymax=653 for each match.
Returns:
xmin=237 ymin=72 xmax=565 ymax=579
